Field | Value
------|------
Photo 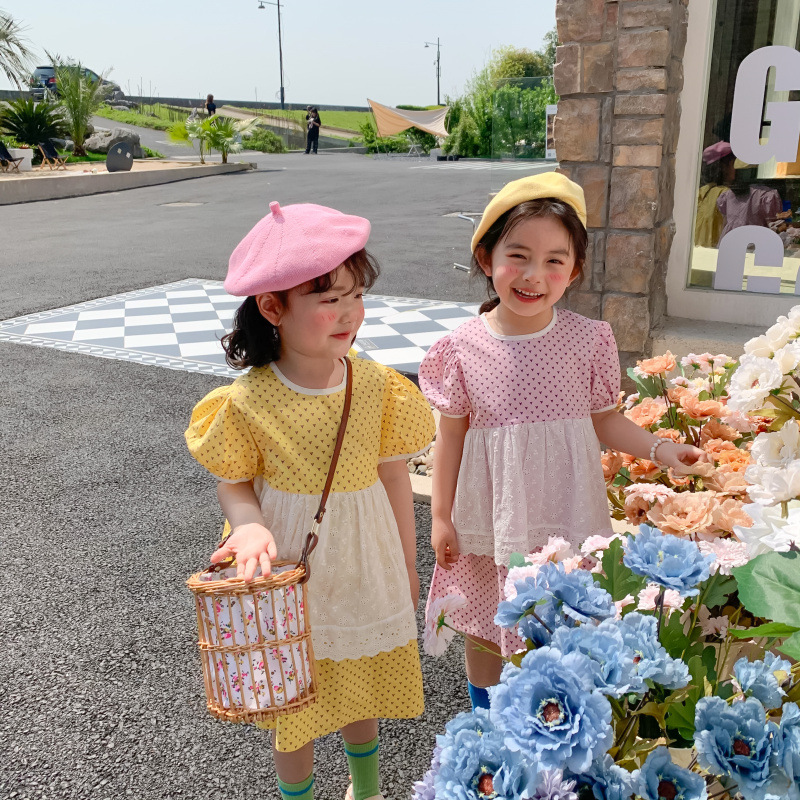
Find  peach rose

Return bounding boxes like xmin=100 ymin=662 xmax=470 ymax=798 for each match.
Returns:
xmin=601 ymin=450 xmax=624 ymax=483
xmin=655 ymin=428 xmax=686 ymax=443
xmin=680 ymin=394 xmax=726 ymax=421
xmin=716 ymin=448 xmax=751 ymax=473
xmin=711 ymin=498 xmax=753 ymax=533
xmin=646 ymin=492 xmax=718 ymax=536
xmin=667 ymin=470 xmax=693 ymax=487
xmin=668 ymin=387 xmax=691 ymax=405
xmin=703 ymin=438 xmax=738 ymax=461
xmin=700 ymin=418 xmax=740 ymax=444
xmin=623 ymin=453 xmax=662 ymax=480
xmin=625 ymin=397 xmax=668 ymax=428
xmin=624 ymin=493 xmax=652 ymax=525
xmin=637 ymin=351 xmax=677 ymax=376
xmin=704 ymin=465 xmax=750 ymax=497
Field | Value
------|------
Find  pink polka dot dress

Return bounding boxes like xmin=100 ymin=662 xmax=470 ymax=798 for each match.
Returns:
xmin=419 ymin=309 xmax=620 ymax=653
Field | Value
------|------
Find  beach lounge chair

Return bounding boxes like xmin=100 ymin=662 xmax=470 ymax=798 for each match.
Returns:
xmin=0 ymin=140 xmax=24 ymax=173
xmin=38 ymin=140 xmax=68 ymax=170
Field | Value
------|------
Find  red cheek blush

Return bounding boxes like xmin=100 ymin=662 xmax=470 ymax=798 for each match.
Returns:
xmin=550 ymin=274 xmax=566 ymax=282
xmin=321 ymin=312 xmax=337 ymax=323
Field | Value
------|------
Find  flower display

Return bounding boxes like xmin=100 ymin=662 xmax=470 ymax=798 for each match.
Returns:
xmin=777 ymin=703 xmax=800 ymax=796
xmin=567 ymin=756 xmax=637 ymax=800
xmin=694 ymin=697 xmax=789 ymax=800
xmin=531 ymin=770 xmax=578 ymax=800
xmin=489 ymin=647 xmax=613 ymax=773
xmin=697 ymin=538 xmax=749 ymax=575
xmin=733 ymin=652 xmax=792 ymax=709
xmin=734 ymin=504 xmax=800 ymax=557
xmin=623 ymin=528 xmax=714 ymax=596
xmin=637 ymin=747 xmax=708 ymax=800
xmin=616 ymin=612 xmax=689 ymax=689
xmin=728 ymin=355 xmax=784 ymax=413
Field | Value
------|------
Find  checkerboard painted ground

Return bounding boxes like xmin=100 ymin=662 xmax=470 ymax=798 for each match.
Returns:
xmin=0 ymin=278 xmax=479 ymax=378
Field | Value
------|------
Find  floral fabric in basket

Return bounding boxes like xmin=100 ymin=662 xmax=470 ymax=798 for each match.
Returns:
xmin=197 ymin=565 xmax=313 ymax=711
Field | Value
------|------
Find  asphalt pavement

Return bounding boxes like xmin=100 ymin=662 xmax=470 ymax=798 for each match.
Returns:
xmin=0 ymin=154 xmax=547 ymax=800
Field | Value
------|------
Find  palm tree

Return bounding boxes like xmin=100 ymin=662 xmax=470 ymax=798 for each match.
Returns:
xmin=0 ymin=9 xmax=35 ymax=90
xmin=169 ymin=114 xmax=259 ymax=164
xmin=51 ymin=56 xmax=113 ymax=156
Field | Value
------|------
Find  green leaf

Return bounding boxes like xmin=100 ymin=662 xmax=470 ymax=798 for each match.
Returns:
xmin=595 ymin=538 xmax=646 ymax=602
xmin=508 ymin=552 xmax=528 ymax=569
xmin=729 ymin=622 xmax=800 ymax=639
xmin=626 ymin=367 xmax=661 ymax=399
xmin=665 ymin=654 xmax=706 ymax=741
xmin=701 ymin=574 xmax=738 ymax=609
xmin=778 ymin=631 xmax=800 ymax=660
xmin=733 ymin=552 xmax=800 ymax=627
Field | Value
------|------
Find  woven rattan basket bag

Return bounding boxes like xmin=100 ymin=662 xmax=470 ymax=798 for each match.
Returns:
xmin=187 ymin=358 xmax=353 ymax=724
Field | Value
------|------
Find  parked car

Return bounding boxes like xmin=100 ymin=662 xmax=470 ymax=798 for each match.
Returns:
xmin=29 ymin=66 xmax=122 ymax=101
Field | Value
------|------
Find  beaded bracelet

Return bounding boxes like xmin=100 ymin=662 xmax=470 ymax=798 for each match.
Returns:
xmin=649 ymin=438 xmax=668 ymax=465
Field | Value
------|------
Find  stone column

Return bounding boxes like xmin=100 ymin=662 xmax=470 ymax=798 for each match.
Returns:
xmin=553 ymin=0 xmax=688 ymax=368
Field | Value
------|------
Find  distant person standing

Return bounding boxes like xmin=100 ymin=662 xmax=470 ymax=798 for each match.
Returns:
xmin=305 ymin=106 xmax=321 ymax=154
xmin=205 ymin=94 xmax=217 ymax=117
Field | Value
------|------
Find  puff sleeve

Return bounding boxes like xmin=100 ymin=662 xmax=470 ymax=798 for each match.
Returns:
xmin=418 ymin=335 xmax=471 ymax=418
xmin=590 ymin=321 xmax=621 ymax=413
xmin=185 ymin=385 xmax=264 ymax=482
xmin=379 ymin=368 xmax=436 ymax=463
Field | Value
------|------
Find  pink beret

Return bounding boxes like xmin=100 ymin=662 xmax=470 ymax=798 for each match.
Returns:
xmin=224 ymin=201 xmax=371 ymax=295
xmin=702 ymin=141 xmax=733 ymax=164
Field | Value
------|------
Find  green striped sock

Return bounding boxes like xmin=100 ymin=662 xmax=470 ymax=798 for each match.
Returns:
xmin=277 ymin=772 xmax=314 ymax=800
xmin=343 ymin=735 xmax=380 ymax=800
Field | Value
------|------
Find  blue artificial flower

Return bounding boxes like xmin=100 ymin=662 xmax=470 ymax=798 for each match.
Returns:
xmin=638 ymin=747 xmax=708 ymax=800
xmin=623 ymin=527 xmax=713 ymax=597
xmin=434 ymin=720 xmax=539 ymax=800
xmin=489 ymin=646 xmax=613 ymax=774
xmin=566 ymin=755 xmax=637 ymax=800
xmin=443 ymin=708 xmax=494 ymax=738
xmin=532 ymin=770 xmax=578 ymax=800
xmin=734 ymin=653 xmax=792 ymax=710
xmin=694 ymin=696 xmax=790 ymax=800
xmin=616 ymin=613 xmax=690 ymax=690
xmin=412 ymin=745 xmax=441 ymax=800
xmin=551 ymin=621 xmax=645 ymax=698
xmin=777 ymin=702 xmax=800 ymax=795
xmin=496 ymin=563 xmax=615 ymax=646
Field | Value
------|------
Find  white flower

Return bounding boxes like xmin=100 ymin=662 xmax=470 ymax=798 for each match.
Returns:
xmin=637 ymin=583 xmax=684 ymax=613
xmin=580 ymin=533 xmax=626 ymax=555
xmin=734 ymin=503 xmax=800 ymax=557
xmin=623 ymin=483 xmax=676 ymax=503
xmin=697 ymin=538 xmax=750 ymax=575
xmin=745 ymin=460 xmax=800 ymax=505
xmin=789 ymin=305 xmax=800 ymax=323
xmin=744 ymin=335 xmax=775 ymax=358
xmin=771 ymin=341 xmax=800 ymax=374
xmin=728 ymin=354 xmax=784 ymax=412
xmin=750 ymin=420 xmax=800 ymax=467
xmin=764 ymin=316 xmax=800 ymax=350
xmin=423 ymin=593 xmax=467 ymax=657
xmin=671 ymin=376 xmax=690 ymax=388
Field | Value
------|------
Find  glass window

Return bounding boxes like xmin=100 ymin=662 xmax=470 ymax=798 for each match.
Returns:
xmin=690 ymin=0 xmax=800 ymax=294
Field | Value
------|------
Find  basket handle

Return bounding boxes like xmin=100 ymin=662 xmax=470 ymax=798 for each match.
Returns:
xmin=297 ymin=356 xmax=353 ymax=584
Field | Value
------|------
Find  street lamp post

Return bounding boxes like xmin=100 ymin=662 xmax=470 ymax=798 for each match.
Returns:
xmin=424 ymin=38 xmax=441 ymax=106
xmin=258 ymin=0 xmax=285 ymax=109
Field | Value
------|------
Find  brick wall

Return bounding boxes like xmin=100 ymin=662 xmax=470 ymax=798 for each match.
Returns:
xmin=553 ymin=0 xmax=688 ymax=367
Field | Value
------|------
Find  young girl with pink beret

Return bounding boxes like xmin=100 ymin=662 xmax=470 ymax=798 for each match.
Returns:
xmin=185 ymin=202 xmax=435 ymax=800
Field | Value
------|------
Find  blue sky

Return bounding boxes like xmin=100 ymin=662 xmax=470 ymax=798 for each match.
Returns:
xmin=2 ymin=1 xmax=555 ymax=107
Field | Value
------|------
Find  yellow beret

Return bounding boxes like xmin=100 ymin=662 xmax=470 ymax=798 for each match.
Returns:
xmin=471 ymin=171 xmax=587 ymax=252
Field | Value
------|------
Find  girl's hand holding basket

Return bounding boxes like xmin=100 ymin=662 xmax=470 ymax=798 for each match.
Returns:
xmin=212 ymin=522 xmax=278 ymax=582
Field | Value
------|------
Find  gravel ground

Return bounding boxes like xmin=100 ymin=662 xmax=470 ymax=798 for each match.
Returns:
xmin=0 ymin=341 xmax=468 ymax=800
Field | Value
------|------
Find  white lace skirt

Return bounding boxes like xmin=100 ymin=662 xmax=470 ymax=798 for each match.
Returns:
xmin=252 ymin=477 xmax=418 ymax=662
xmin=453 ymin=417 xmax=614 ymax=564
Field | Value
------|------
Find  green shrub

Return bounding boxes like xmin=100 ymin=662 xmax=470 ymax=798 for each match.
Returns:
xmin=244 ymin=127 xmax=286 ymax=153
xmin=0 ymin=97 xmax=67 ymax=146
xmin=358 ymin=120 xmax=435 ymax=154
xmin=141 ymin=145 xmax=164 ymax=158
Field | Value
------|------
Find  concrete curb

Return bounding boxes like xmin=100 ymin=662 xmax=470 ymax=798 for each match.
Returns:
xmin=0 ymin=161 xmax=255 ymax=205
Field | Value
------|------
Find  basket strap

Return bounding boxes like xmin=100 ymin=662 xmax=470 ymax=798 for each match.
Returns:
xmin=298 ymin=356 xmax=353 ymax=580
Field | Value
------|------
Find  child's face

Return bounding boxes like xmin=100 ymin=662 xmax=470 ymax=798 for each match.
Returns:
xmin=479 ymin=215 xmax=580 ymax=329
xmin=261 ymin=267 xmax=365 ymax=362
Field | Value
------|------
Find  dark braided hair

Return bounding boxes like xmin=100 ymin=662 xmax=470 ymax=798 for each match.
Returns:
xmin=472 ymin=198 xmax=588 ymax=314
xmin=221 ymin=248 xmax=379 ymax=369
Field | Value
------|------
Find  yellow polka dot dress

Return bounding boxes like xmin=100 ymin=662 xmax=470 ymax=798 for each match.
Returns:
xmin=186 ymin=357 xmax=436 ymax=751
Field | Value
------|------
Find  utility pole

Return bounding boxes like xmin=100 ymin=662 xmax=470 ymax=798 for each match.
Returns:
xmin=259 ymin=0 xmax=286 ymax=109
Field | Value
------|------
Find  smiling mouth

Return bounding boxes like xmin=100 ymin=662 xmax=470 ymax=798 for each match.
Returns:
xmin=513 ymin=288 xmax=544 ymax=300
